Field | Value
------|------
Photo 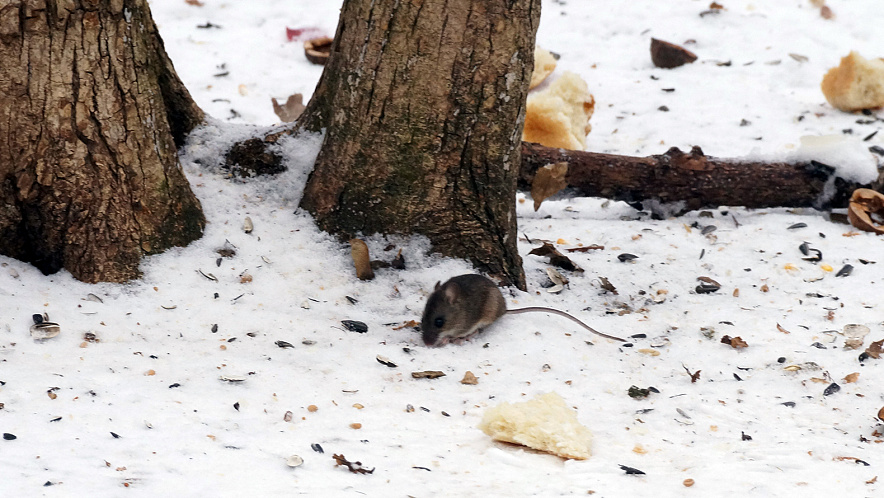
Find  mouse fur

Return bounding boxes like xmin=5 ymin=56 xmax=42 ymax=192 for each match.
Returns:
xmin=421 ymin=274 xmax=506 ymax=346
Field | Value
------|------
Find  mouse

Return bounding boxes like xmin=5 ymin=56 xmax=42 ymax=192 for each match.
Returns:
xmin=420 ymin=274 xmax=625 ymax=347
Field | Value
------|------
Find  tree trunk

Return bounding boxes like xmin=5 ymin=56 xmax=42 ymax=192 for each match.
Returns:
xmin=520 ymin=143 xmax=873 ymax=213
xmin=296 ymin=0 xmax=540 ymax=289
xmin=0 ymin=0 xmax=205 ymax=283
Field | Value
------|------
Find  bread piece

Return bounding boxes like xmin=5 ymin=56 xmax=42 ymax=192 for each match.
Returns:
xmin=522 ymin=71 xmax=595 ymax=150
xmin=478 ymin=392 xmax=592 ymax=460
xmin=821 ymin=51 xmax=884 ymax=112
xmin=530 ymin=46 xmax=557 ymax=90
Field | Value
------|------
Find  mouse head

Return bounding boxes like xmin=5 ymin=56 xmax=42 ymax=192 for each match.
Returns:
xmin=421 ymin=280 xmax=466 ymax=346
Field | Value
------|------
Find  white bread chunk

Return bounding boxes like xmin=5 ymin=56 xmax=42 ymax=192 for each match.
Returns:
xmin=523 ymin=71 xmax=595 ymax=150
xmin=821 ymin=51 xmax=884 ymax=112
xmin=478 ymin=392 xmax=593 ymax=460
xmin=530 ymin=46 xmax=557 ymax=90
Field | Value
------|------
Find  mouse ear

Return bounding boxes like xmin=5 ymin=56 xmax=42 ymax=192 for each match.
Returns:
xmin=434 ymin=281 xmax=441 ymax=290
xmin=443 ymin=281 xmax=461 ymax=304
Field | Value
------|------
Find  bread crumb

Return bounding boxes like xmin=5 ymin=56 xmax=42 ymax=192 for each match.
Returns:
xmin=821 ymin=51 xmax=884 ymax=112
xmin=478 ymin=392 xmax=592 ymax=460
xmin=530 ymin=46 xmax=557 ymax=90
xmin=523 ymin=72 xmax=595 ymax=150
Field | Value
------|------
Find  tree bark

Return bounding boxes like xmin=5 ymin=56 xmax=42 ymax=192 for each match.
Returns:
xmin=0 ymin=0 xmax=205 ymax=282
xmin=294 ymin=0 xmax=540 ymax=289
xmin=521 ymin=143 xmax=873 ymax=213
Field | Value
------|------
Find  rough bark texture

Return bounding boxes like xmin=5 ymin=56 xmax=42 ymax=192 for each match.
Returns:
xmin=296 ymin=0 xmax=540 ymax=289
xmin=0 ymin=0 xmax=205 ymax=282
xmin=521 ymin=143 xmax=873 ymax=214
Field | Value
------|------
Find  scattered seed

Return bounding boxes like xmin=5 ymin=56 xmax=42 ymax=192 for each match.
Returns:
xmin=198 ymin=269 xmax=218 ymax=282
xmin=619 ymin=464 xmax=645 ymax=475
xmin=110 ymin=432 xmax=121 ymax=439
xmin=341 ymin=320 xmax=368 ymax=333
xmin=701 ymin=225 xmax=717 ymax=235
xmin=211 ymin=324 xmax=218 ymax=333
xmin=3 ymin=433 xmax=16 ymax=440
xmin=243 ymin=217 xmax=254 ymax=234
xmin=284 ymin=411 xmax=293 ymax=422
xmin=823 ymin=383 xmax=840 ymax=396
xmin=741 ymin=432 xmax=752 ymax=441
xmin=311 ymin=443 xmax=324 ymax=453
xmin=233 ymin=402 xmax=240 ymax=411
xmin=286 ymin=455 xmax=304 ymax=468
xmin=835 ymin=264 xmax=853 ymax=277
xmin=618 ymin=253 xmax=638 ymax=262
xmin=376 ymin=355 xmax=397 ymax=368
xmin=275 ymin=340 xmax=294 ymax=349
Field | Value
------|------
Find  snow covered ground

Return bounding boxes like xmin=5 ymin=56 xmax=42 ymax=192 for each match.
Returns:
xmin=2 ymin=1 xmax=883 ymax=496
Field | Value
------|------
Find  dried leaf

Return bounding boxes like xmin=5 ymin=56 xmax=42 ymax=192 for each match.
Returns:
xmin=272 ymin=94 xmax=305 ymax=123
xmin=350 ymin=239 xmax=374 ymax=280
xmin=843 ymin=372 xmax=860 ymax=383
xmin=776 ymin=323 xmax=791 ymax=335
xmin=528 ymin=242 xmax=583 ymax=272
xmin=683 ymin=365 xmax=701 ymax=383
xmin=848 ymin=188 xmax=884 ymax=235
xmin=598 ymin=276 xmax=618 ymax=294
xmin=650 ymin=38 xmax=698 ymax=68
xmin=531 ymin=162 xmax=569 ymax=211
xmin=185 ymin=0 xmax=204 ymax=6
xmin=412 ymin=371 xmax=446 ymax=379
xmin=721 ymin=335 xmax=748 ymax=348
xmin=460 ymin=371 xmax=479 ymax=385
xmin=332 ymin=454 xmax=374 ymax=474
xmin=285 ymin=26 xmax=325 ymax=42
xmin=392 ymin=320 xmax=419 ymax=330
xmin=865 ymin=339 xmax=884 ymax=359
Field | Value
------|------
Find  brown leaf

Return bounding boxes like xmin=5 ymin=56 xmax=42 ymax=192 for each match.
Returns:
xmin=185 ymin=0 xmax=204 ymax=6
xmin=350 ymin=239 xmax=374 ymax=280
xmin=650 ymin=38 xmax=698 ymax=69
xmin=697 ymin=276 xmax=721 ymax=286
xmin=392 ymin=320 xmax=419 ymax=330
xmin=865 ymin=339 xmax=884 ymax=359
xmin=843 ymin=372 xmax=860 ymax=383
xmin=528 ymin=242 xmax=584 ymax=272
xmin=776 ymin=323 xmax=791 ymax=334
xmin=721 ymin=335 xmax=748 ymax=348
xmin=333 ymin=453 xmax=374 ymax=474
xmin=531 ymin=162 xmax=569 ymax=211
xmin=848 ymin=188 xmax=884 ymax=235
xmin=272 ymin=93 xmax=305 ymax=123
xmin=683 ymin=365 xmax=701 ymax=383
xmin=598 ymin=276 xmax=618 ymax=294
xmin=460 ymin=371 xmax=479 ymax=385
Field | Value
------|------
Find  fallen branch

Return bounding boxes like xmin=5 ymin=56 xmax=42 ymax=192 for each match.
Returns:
xmin=520 ymin=142 xmax=873 ymax=213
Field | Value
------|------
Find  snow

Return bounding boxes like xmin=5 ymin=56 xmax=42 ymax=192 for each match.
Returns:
xmin=2 ymin=0 xmax=884 ymax=496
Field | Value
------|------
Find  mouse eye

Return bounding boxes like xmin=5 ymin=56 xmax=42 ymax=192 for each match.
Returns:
xmin=434 ymin=317 xmax=445 ymax=328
